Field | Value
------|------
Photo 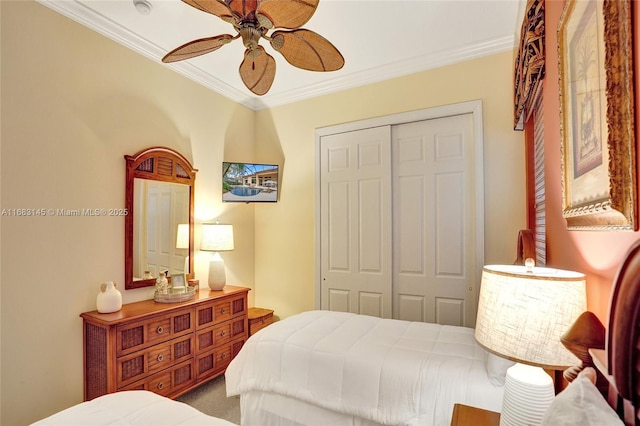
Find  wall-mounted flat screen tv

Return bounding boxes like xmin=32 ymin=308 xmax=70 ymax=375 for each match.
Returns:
xmin=222 ymin=162 xmax=279 ymax=203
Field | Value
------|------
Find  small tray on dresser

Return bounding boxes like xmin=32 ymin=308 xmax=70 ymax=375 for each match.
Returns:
xmin=154 ymin=286 xmax=197 ymax=303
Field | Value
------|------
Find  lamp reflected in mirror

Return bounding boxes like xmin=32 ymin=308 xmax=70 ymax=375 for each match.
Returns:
xmin=176 ymin=223 xmax=190 ymax=275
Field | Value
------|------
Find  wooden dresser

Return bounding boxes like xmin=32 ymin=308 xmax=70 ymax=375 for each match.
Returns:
xmin=80 ymin=286 xmax=249 ymax=401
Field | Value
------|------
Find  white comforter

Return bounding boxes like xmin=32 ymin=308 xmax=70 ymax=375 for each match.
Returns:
xmin=32 ymin=390 xmax=236 ymax=426
xmin=226 ymin=310 xmax=503 ymax=425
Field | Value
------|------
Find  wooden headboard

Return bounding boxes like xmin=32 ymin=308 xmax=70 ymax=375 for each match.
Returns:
xmin=514 ymin=229 xmax=535 ymax=265
xmin=562 ymin=239 xmax=640 ymax=425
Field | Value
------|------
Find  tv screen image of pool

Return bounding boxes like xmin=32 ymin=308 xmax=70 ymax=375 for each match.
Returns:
xmin=222 ymin=162 xmax=279 ymax=203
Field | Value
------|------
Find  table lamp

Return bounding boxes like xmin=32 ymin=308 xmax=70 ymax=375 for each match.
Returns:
xmin=176 ymin=223 xmax=190 ymax=274
xmin=475 ymin=262 xmax=586 ymax=425
xmin=200 ymin=222 xmax=234 ymax=290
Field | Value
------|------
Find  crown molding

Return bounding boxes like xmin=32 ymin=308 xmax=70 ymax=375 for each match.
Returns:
xmin=36 ymin=0 xmax=516 ymax=111
xmin=256 ymin=36 xmax=515 ymax=110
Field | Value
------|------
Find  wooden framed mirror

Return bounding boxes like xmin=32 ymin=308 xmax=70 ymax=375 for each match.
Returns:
xmin=125 ymin=147 xmax=197 ymax=289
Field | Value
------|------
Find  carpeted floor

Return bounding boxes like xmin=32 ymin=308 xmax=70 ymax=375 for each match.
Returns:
xmin=177 ymin=376 xmax=241 ymax=425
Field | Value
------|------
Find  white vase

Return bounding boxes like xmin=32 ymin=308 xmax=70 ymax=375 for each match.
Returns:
xmin=96 ymin=281 xmax=122 ymax=313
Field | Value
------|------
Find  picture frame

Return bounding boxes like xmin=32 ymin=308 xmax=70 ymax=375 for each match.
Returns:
xmin=171 ymin=273 xmax=187 ymax=288
xmin=557 ymin=0 xmax=636 ymax=230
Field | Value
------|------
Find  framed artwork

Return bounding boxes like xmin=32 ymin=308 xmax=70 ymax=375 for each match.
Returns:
xmin=171 ymin=273 xmax=186 ymax=288
xmin=557 ymin=0 xmax=636 ymax=230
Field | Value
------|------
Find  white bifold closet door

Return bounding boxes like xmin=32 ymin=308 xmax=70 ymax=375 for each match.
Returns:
xmin=319 ymin=112 xmax=479 ymax=327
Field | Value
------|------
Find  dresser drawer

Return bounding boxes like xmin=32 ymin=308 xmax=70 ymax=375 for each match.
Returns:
xmin=196 ymin=294 xmax=247 ymax=329
xmin=195 ymin=337 xmax=246 ymax=380
xmin=195 ymin=316 xmax=246 ymax=352
xmin=116 ymin=335 xmax=194 ymax=388
xmin=120 ymin=359 xmax=195 ymax=398
xmin=116 ymin=308 xmax=194 ymax=356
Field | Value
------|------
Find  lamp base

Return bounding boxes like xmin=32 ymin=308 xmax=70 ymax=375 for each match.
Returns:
xmin=500 ymin=363 xmax=554 ymax=426
xmin=208 ymin=253 xmax=226 ymax=291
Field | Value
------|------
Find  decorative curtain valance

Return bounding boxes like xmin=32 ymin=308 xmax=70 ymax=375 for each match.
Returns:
xmin=514 ymin=0 xmax=545 ymax=130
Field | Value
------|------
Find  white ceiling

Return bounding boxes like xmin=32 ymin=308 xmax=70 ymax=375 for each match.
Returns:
xmin=37 ymin=0 xmax=525 ymax=111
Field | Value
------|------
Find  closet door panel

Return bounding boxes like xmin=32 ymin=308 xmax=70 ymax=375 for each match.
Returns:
xmin=320 ymin=126 xmax=392 ymax=318
xmin=393 ymin=114 xmax=476 ymax=326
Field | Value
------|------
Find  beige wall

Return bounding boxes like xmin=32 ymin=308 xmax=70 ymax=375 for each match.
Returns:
xmin=253 ymin=51 xmax=526 ymax=319
xmin=1 ymin=1 xmax=525 ymax=424
xmin=1 ymin=2 xmax=255 ymax=424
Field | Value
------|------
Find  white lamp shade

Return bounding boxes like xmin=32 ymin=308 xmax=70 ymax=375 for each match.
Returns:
xmin=201 ymin=223 xmax=234 ymax=251
xmin=475 ymin=264 xmax=586 ymax=369
xmin=176 ymin=223 xmax=189 ymax=249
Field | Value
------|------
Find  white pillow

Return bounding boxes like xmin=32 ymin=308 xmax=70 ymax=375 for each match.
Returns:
xmin=486 ymin=353 xmax=515 ymax=386
xmin=541 ymin=374 xmax=623 ymax=425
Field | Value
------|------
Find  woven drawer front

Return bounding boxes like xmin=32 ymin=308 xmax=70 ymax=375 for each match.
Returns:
xmin=120 ymin=360 xmax=195 ymax=398
xmin=84 ymin=323 xmax=108 ymax=401
xmin=196 ymin=322 xmax=233 ymax=351
xmin=196 ymin=317 xmax=246 ymax=352
xmin=197 ymin=304 xmax=214 ymax=328
xmin=197 ymin=295 xmax=246 ymax=329
xmin=117 ymin=335 xmax=194 ymax=387
xmin=230 ymin=316 xmax=246 ymax=338
xmin=195 ymin=338 xmax=245 ymax=380
xmin=116 ymin=309 xmax=194 ymax=356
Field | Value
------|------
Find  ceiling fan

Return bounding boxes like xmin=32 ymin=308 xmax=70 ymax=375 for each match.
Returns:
xmin=162 ymin=0 xmax=345 ymax=96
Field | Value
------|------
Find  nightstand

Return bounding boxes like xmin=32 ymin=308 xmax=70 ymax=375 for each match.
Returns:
xmin=450 ymin=404 xmax=500 ymax=426
xmin=248 ymin=307 xmax=274 ymax=336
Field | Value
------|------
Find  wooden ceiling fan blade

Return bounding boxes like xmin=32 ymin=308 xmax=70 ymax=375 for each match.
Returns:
xmin=270 ymin=29 xmax=344 ymax=71
xmin=239 ymin=46 xmax=276 ymax=95
xmin=182 ymin=0 xmax=234 ymax=20
xmin=227 ymin=0 xmax=258 ymax=20
xmin=162 ymin=34 xmax=234 ymax=63
xmin=256 ymin=0 xmax=319 ymax=29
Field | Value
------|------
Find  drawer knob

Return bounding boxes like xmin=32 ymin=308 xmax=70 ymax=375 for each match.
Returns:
xmin=157 ymin=354 xmax=164 ymax=362
xmin=156 ymin=326 xmax=164 ymax=334
xmin=221 ymin=353 xmax=227 ymax=359
xmin=220 ymin=330 xmax=226 ymax=337
xmin=157 ymin=382 xmax=164 ymax=390
xmin=220 ymin=308 xmax=226 ymax=314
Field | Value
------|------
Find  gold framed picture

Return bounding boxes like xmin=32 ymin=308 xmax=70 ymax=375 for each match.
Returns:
xmin=557 ymin=0 xmax=636 ymax=230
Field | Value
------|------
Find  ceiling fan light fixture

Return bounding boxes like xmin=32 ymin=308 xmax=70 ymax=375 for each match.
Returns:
xmin=239 ymin=25 xmax=262 ymax=50
xmin=270 ymin=34 xmax=284 ymax=51
xmin=163 ymin=0 xmax=344 ymax=96
xmin=133 ymin=0 xmax=152 ymax=15
xmin=256 ymin=13 xmax=274 ymax=30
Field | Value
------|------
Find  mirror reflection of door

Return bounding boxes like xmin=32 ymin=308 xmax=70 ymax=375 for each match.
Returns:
xmin=133 ymin=179 xmax=189 ymax=280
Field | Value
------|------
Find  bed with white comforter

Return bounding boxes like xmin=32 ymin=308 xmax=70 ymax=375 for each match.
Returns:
xmin=32 ymin=390 xmax=236 ymax=425
xmin=226 ymin=310 xmax=505 ymax=426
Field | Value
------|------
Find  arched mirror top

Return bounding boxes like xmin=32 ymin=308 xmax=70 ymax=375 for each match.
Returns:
xmin=125 ymin=147 xmax=197 ymax=290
